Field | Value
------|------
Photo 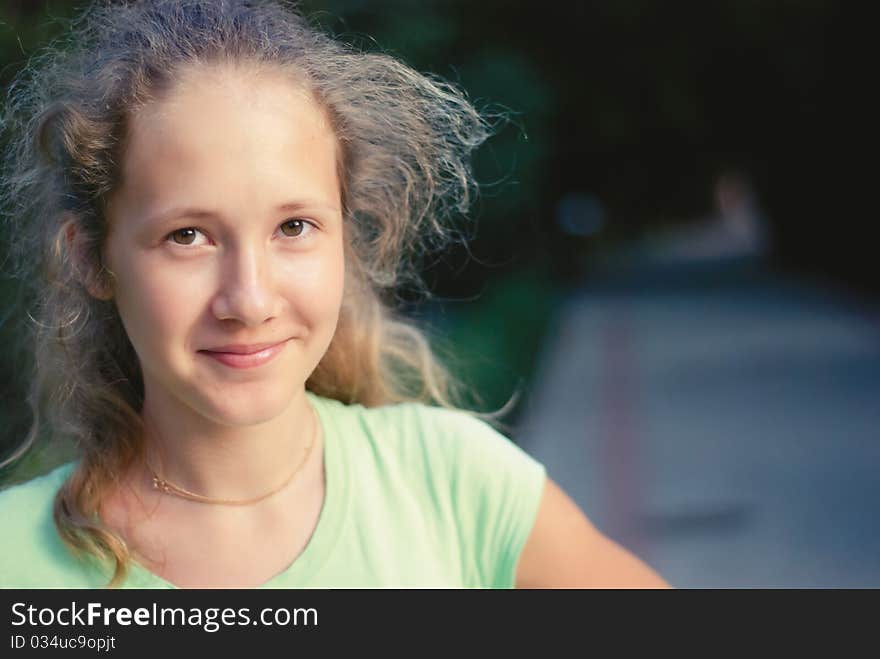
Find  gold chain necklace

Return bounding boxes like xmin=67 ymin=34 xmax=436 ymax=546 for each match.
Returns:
xmin=146 ymin=404 xmax=319 ymax=506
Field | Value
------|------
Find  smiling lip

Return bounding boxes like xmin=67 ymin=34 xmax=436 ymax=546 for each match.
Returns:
xmin=199 ymin=340 xmax=289 ymax=369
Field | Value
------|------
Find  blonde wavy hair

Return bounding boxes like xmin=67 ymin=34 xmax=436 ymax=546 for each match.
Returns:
xmin=0 ymin=0 xmax=492 ymax=586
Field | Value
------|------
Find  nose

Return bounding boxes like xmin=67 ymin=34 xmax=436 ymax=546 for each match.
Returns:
xmin=210 ymin=243 xmax=282 ymax=327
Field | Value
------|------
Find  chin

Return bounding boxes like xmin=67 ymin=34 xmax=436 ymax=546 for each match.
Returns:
xmin=203 ymin=397 xmax=293 ymax=427
xmin=193 ymin=380 xmax=302 ymax=427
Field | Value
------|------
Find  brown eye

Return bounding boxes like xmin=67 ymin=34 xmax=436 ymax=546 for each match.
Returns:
xmin=170 ymin=228 xmax=198 ymax=245
xmin=280 ymin=219 xmax=305 ymax=237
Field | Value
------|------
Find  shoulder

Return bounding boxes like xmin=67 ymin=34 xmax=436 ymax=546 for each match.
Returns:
xmin=310 ymin=394 xmax=548 ymax=587
xmin=312 ymin=392 xmax=546 ymax=510
xmin=0 ymin=462 xmax=72 ymax=520
xmin=325 ymin=395 xmax=538 ymax=476
xmin=378 ymin=402 xmax=547 ymax=586
xmin=0 ymin=462 xmax=96 ymax=587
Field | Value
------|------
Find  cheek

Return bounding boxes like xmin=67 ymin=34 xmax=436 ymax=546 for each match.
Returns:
xmin=277 ymin=242 xmax=346 ymax=322
xmin=112 ymin=260 xmax=208 ymax=353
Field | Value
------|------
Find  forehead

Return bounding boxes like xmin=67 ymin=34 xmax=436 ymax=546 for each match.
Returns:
xmin=116 ymin=63 xmax=340 ymax=215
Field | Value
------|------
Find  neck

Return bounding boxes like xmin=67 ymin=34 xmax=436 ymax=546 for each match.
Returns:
xmin=139 ymin=388 xmax=317 ymax=502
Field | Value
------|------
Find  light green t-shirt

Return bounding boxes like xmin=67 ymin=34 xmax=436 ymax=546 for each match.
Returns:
xmin=0 ymin=393 xmax=546 ymax=588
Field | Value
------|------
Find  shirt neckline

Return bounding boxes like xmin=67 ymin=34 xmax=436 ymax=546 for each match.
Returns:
xmin=126 ymin=391 xmax=350 ymax=589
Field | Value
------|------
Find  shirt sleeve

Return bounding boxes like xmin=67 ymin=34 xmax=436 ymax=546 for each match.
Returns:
xmin=433 ymin=409 xmax=547 ymax=588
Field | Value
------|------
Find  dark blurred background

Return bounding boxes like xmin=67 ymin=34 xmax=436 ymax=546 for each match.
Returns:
xmin=2 ymin=1 xmax=876 ymax=586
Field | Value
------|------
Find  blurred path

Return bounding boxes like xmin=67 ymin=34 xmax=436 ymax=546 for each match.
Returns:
xmin=516 ymin=257 xmax=880 ymax=587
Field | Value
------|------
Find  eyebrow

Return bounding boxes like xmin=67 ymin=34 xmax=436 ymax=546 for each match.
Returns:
xmin=285 ymin=200 xmax=341 ymax=214
xmin=147 ymin=200 xmax=342 ymax=225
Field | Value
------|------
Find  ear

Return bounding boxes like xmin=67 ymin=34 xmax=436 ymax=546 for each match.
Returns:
xmin=63 ymin=215 xmax=114 ymax=301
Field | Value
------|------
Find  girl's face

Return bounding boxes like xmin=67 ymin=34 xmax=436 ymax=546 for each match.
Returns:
xmin=104 ymin=64 xmax=345 ymax=427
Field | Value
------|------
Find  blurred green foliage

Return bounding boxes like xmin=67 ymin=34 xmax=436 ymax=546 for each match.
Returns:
xmin=432 ymin=263 xmax=562 ymax=418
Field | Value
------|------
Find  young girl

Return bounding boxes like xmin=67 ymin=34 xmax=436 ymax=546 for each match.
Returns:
xmin=0 ymin=0 xmax=667 ymax=589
